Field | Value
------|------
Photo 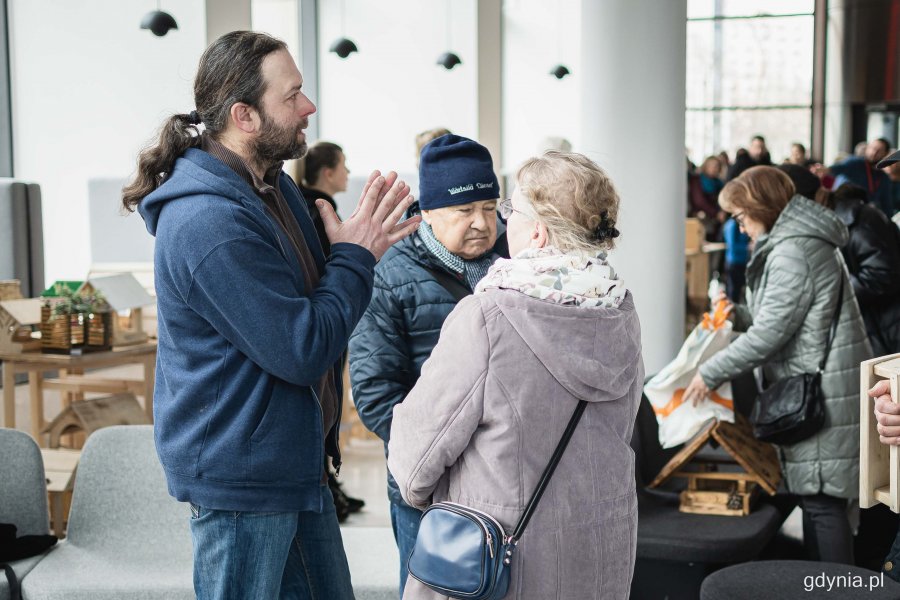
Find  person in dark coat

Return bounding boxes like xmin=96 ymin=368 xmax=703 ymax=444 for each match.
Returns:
xmin=348 ymin=134 xmax=506 ymax=598
xmin=299 ymin=141 xmax=350 ymax=257
xmin=827 ymin=184 xmax=900 ymax=356
xmin=688 ymin=155 xmax=726 ymax=241
xmin=295 ymin=140 xmax=366 ymax=522
xmin=726 ymin=135 xmax=773 ymax=181
xmin=780 ymin=163 xmax=900 ymax=357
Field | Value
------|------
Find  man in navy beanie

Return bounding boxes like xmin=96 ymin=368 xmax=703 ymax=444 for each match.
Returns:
xmin=349 ymin=134 xmax=505 ymax=598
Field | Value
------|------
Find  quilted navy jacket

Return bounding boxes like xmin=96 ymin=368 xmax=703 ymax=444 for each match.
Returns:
xmin=349 ymin=219 xmax=504 ymax=505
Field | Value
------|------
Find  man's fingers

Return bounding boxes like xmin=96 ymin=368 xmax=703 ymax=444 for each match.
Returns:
xmin=877 ymin=423 xmax=900 ymax=438
xmin=875 ymin=404 xmax=900 ymax=425
xmin=359 ymin=170 xmax=380 ymax=199
xmin=316 ymin=200 xmax=342 ymax=241
xmin=357 ymin=175 xmax=387 ymax=217
xmin=386 ymin=215 xmax=422 ymax=245
xmin=376 ymin=171 xmax=399 ymax=204
xmin=875 ymin=395 xmax=900 ymax=416
xmin=881 ymin=435 xmax=900 ymax=445
xmin=869 ymin=380 xmax=892 ymax=398
xmin=374 ymin=180 xmax=410 ymax=223
xmin=382 ymin=194 xmax=415 ymax=230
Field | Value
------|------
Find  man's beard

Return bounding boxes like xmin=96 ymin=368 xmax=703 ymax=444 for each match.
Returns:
xmin=251 ymin=109 xmax=308 ymax=168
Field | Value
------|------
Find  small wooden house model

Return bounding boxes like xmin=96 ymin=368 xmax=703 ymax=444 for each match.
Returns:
xmin=0 ymin=280 xmax=41 ymax=352
xmin=79 ymin=274 xmax=154 ymax=346
xmin=40 ymin=393 xmax=150 ymax=449
xmin=860 ymin=353 xmax=900 ymax=512
xmin=649 ymin=415 xmax=782 ymax=516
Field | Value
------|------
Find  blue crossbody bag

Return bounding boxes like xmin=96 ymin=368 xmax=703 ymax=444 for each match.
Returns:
xmin=406 ymin=400 xmax=587 ymax=600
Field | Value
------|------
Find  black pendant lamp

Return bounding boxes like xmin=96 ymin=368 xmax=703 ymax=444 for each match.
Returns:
xmin=141 ymin=0 xmax=178 ymax=37
xmin=437 ymin=52 xmax=462 ymax=70
xmin=330 ymin=0 xmax=358 ymax=59
xmin=550 ymin=65 xmax=570 ymax=80
xmin=437 ymin=0 xmax=462 ymax=70
xmin=549 ymin=1 xmax=570 ymax=79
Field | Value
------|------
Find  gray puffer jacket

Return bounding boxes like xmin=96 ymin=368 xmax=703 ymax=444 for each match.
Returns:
xmin=389 ymin=289 xmax=644 ymax=599
xmin=700 ymin=195 xmax=871 ymax=498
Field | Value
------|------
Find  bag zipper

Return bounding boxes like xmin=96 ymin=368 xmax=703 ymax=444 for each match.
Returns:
xmin=437 ymin=502 xmax=508 ymax=557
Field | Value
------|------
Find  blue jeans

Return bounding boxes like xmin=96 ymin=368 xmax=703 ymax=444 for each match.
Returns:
xmin=189 ymin=486 xmax=354 ymax=600
xmin=389 ymin=501 xmax=422 ymax=599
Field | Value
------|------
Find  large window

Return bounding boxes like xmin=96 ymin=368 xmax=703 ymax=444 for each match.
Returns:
xmin=685 ymin=0 xmax=815 ymax=165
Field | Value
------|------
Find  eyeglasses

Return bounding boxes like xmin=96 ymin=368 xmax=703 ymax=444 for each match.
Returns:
xmin=498 ymin=198 xmax=528 ymax=220
xmin=732 ymin=212 xmax=746 ymax=228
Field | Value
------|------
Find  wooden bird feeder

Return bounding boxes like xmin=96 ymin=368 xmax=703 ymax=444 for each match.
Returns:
xmin=40 ymin=393 xmax=151 ymax=449
xmin=79 ymin=274 xmax=154 ymax=347
xmin=0 ymin=280 xmax=42 ymax=353
xmin=649 ymin=414 xmax=782 ymax=516
xmin=860 ymin=353 xmax=900 ymax=512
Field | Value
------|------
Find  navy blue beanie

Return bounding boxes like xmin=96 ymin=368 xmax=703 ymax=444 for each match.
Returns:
xmin=418 ymin=134 xmax=499 ymax=210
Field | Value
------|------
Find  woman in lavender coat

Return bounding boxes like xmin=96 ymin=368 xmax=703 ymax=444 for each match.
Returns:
xmin=388 ymin=151 xmax=644 ymax=600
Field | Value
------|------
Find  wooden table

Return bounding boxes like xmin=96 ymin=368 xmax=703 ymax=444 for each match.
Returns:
xmin=1 ymin=342 xmax=157 ymax=445
xmin=41 ymin=447 xmax=81 ymax=537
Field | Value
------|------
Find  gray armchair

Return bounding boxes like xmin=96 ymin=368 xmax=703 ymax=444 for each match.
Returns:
xmin=0 ymin=429 xmax=53 ymax=600
xmin=20 ymin=426 xmax=193 ymax=600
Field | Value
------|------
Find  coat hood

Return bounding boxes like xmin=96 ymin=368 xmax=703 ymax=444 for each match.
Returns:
xmin=764 ymin=194 xmax=850 ymax=248
xmin=486 ymin=290 xmax=642 ymax=402
xmin=138 ymin=148 xmax=265 ymax=237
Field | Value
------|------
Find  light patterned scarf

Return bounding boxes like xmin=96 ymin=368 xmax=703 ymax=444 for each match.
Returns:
xmin=474 ymin=246 xmax=627 ymax=308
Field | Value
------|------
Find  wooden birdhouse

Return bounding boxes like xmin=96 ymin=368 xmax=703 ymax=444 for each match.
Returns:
xmin=40 ymin=393 xmax=151 ymax=449
xmin=649 ymin=415 xmax=782 ymax=516
xmin=0 ymin=280 xmax=42 ymax=352
xmin=79 ymin=274 xmax=154 ymax=346
xmin=860 ymin=353 xmax=900 ymax=512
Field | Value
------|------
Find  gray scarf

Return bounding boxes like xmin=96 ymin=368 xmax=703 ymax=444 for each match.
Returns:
xmin=418 ymin=222 xmax=495 ymax=290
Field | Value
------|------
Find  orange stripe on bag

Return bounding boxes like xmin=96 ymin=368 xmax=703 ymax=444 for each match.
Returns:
xmin=652 ymin=388 xmax=734 ymax=418
xmin=701 ymin=299 xmax=730 ymax=331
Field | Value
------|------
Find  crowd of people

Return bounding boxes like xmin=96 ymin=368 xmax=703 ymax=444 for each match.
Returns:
xmin=120 ymin=29 xmax=900 ymax=600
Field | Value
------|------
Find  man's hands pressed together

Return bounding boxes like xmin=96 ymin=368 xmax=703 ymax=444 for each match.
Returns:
xmin=317 ymin=170 xmax=422 ymax=261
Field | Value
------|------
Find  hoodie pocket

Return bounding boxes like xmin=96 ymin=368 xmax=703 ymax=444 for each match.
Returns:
xmin=249 ymin=385 xmax=323 ymax=483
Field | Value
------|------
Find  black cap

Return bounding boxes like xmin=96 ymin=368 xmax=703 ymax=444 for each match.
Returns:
xmin=778 ymin=163 xmax=821 ymax=201
xmin=876 ymin=149 xmax=900 ymax=169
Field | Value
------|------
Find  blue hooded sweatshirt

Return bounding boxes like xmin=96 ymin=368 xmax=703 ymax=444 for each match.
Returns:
xmin=139 ymin=147 xmax=376 ymax=512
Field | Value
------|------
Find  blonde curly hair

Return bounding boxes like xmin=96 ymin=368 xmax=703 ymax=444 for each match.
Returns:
xmin=515 ymin=151 xmax=621 ymax=253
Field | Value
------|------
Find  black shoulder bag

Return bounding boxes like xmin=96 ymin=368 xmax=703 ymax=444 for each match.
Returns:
xmin=749 ymin=279 xmax=844 ymax=445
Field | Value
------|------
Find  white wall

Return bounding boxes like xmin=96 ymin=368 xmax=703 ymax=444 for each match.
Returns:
xmin=502 ymin=0 xmax=581 ymax=174
xmin=251 ymin=0 xmax=300 ymax=63
xmin=316 ymin=0 xmax=479 ymax=179
xmin=8 ymin=0 xmax=207 ymax=283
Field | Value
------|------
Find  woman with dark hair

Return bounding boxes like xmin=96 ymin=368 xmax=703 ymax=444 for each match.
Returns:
xmin=300 ymin=141 xmax=350 ymax=256
xmin=684 ymin=166 xmax=870 ymax=564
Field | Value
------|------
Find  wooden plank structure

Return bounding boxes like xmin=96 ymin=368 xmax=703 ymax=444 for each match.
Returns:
xmin=79 ymin=274 xmax=154 ymax=347
xmin=40 ymin=393 xmax=151 ymax=449
xmin=860 ymin=353 xmax=900 ymax=512
xmin=0 ymin=297 xmax=42 ymax=353
xmin=649 ymin=414 xmax=782 ymax=516
xmin=40 ymin=448 xmax=81 ymax=537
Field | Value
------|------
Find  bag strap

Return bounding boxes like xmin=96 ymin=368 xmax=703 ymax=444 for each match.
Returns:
xmin=819 ymin=273 xmax=844 ymax=373
xmin=2 ymin=563 xmax=20 ymax=600
xmin=423 ymin=266 xmax=472 ymax=303
xmin=510 ymin=400 xmax=588 ymax=543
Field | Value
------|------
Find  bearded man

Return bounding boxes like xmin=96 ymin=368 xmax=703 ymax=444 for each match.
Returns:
xmin=122 ymin=31 xmax=420 ymax=600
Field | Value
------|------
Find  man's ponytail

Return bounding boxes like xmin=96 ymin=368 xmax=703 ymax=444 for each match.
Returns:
xmin=122 ymin=113 xmax=201 ymax=212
